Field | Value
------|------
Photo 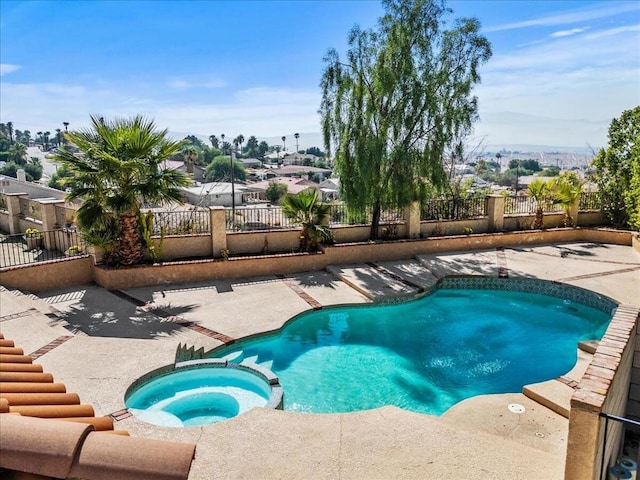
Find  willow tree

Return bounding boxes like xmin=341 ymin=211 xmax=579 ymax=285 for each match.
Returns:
xmin=320 ymin=0 xmax=491 ymax=239
xmin=56 ymin=115 xmax=190 ymax=265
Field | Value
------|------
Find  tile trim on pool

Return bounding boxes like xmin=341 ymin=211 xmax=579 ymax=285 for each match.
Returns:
xmin=436 ymin=276 xmax=618 ymax=314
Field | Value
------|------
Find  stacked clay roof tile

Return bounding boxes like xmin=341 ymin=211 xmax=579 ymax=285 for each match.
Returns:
xmin=0 ymin=333 xmax=196 ymax=479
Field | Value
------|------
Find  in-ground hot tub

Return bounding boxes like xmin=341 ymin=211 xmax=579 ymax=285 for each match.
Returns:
xmin=125 ymin=359 xmax=283 ymax=427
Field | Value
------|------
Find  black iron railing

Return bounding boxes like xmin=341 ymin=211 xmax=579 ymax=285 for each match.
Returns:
xmin=0 ymin=229 xmax=88 ymax=268
xmin=599 ymin=412 xmax=640 ymax=480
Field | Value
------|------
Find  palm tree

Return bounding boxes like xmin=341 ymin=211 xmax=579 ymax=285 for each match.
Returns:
xmin=282 ymin=189 xmax=332 ymax=252
xmin=55 ymin=128 xmax=62 ymax=147
xmin=220 ymin=134 xmax=226 ymax=154
xmin=36 ymin=132 xmax=43 ymax=147
xmin=7 ymin=142 xmax=27 ymax=164
xmin=7 ymin=122 xmax=13 ymax=144
xmin=294 ymin=132 xmax=299 ymax=153
xmin=182 ymin=146 xmax=198 ymax=175
xmin=553 ymin=176 xmax=582 ymax=227
xmin=44 ymin=131 xmax=50 ymax=151
xmin=281 ymin=135 xmax=286 ymax=154
xmin=527 ymin=179 xmax=552 ymax=229
xmin=235 ymin=134 xmax=245 ymax=156
xmin=209 ymin=134 xmax=219 ymax=149
xmin=55 ymin=115 xmax=190 ymax=265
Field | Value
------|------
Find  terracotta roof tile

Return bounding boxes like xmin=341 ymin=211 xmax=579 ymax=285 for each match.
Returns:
xmin=0 ymin=334 xmax=196 ymax=479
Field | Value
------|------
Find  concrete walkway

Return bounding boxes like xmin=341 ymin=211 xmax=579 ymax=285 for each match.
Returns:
xmin=1 ymin=241 xmax=639 ymax=479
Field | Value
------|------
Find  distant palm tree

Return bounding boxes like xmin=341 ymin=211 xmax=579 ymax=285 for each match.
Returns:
xmin=282 ymin=136 xmax=286 ymax=153
xmin=63 ymin=122 xmax=69 ymax=132
xmin=294 ymin=132 xmax=300 ymax=153
xmin=7 ymin=121 xmax=13 ymax=144
xmin=55 ymin=115 xmax=190 ymax=265
xmin=209 ymin=134 xmax=219 ymax=149
xmin=55 ymin=128 xmax=62 ymax=147
xmin=235 ymin=134 xmax=245 ymax=157
xmin=527 ymin=179 xmax=552 ymax=229
xmin=221 ymin=134 xmax=226 ymax=154
xmin=7 ymin=142 xmax=27 ymax=164
xmin=182 ymin=146 xmax=198 ymax=175
xmin=36 ymin=131 xmax=43 ymax=147
xmin=44 ymin=131 xmax=50 ymax=151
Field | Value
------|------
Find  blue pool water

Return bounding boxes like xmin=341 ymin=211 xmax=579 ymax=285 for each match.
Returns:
xmin=125 ymin=367 xmax=272 ymax=427
xmin=213 ymin=288 xmax=611 ymax=415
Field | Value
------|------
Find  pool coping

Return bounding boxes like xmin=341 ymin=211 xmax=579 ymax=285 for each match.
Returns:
xmin=123 ymin=359 xmax=285 ymax=427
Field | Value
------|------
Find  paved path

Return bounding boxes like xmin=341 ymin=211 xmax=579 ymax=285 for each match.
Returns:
xmin=1 ymin=241 xmax=639 ymax=479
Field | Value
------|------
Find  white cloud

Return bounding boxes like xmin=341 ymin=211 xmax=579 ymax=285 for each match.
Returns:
xmin=550 ymin=27 xmax=589 ymax=38
xmin=166 ymin=76 xmax=228 ymax=89
xmin=0 ymin=64 xmax=21 ymax=76
xmin=484 ymin=2 xmax=639 ymax=32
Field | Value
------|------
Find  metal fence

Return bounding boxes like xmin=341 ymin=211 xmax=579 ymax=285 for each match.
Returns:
xmin=328 ymin=203 xmax=404 ymax=226
xmin=503 ymin=196 xmax=563 ymax=215
xmin=579 ymin=191 xmax=601 ymax=211
xmin=149 ymin=209 xmax=210 ymax=235
xmin=421 ymin=196 xmax=487 ymax=221
xmin=0 ymin=229 xmax=88 ymax=268
xmin=227 ymin=207 xmax=298 ymax=231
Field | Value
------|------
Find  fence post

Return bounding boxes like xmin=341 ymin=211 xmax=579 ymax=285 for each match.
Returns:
xmin=571 ymin=197 xmax=580 ymax=227
xmin=5 ymin=192 xmax=27 ymax=234
xmin=210 ymin=206 xmax=228 ymax=258
xmin=403 ymin=201 xmax=421 ymax=239
xmin=486 ymin=195 xmax=505 ymax=232
xmin=39 ymin=200 xmax=65 ymax=250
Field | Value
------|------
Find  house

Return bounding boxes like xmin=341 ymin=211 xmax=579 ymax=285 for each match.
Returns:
xmin=0 ymin=174 xmax=66 ymax=200
xmin=274 ymin=165 xmax=332 ymax=181
xmin=181 ymin=182 xmax=247 ymax=207
xmin=280 ymin=152 xmax=320 ymax=166
xmin=318 ymin=177 xmax=340 ymax=201
xmin=245 ymin=177 xmax=319 ymax=200
xmin=238 ymin=158 xmax=262 ymax=168
xmin=160 ymin=159 xmax=206 ymax=183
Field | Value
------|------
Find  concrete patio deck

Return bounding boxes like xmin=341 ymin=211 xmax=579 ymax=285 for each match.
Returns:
xmin=1 ymin=241 xmax=639 ymax=479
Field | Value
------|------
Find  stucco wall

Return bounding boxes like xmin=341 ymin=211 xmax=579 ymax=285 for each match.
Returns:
xmin=1 ymin=228 xmax=633 ymax=293
xmin=420 ymin=218 xmax=488 ymax=236
xmin=227 ymin=230 xmax=302 ymax=255
xmin=0 ymin=256 xmax=94 ymax=292
xmin=565 ymin=305 xmax=639 ymax=480
xmin=152 ymin=235 xmax=212 ymax=261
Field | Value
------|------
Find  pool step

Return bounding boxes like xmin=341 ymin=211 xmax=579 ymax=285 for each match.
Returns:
xmin=220 ymin=351 xmax=244 ymax=363
xmin=259 ymin=360 xmax=273 ymax=370
xmin=522 ymin=348 xmax=593 ymax=419
xmin=241 ymin=355 xmax=259 ymax=365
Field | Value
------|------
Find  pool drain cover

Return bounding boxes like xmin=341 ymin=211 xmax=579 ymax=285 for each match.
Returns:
xmin=508 ymin=403 xmax=526 ymax=414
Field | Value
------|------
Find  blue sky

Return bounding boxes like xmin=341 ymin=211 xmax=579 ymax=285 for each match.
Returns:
xmin=1 ymin=0 xmax=638 ymax=150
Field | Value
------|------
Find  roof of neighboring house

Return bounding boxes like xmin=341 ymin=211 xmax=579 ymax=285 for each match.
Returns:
xmin=275 ymin=165 xmax=332 ymax=176
xmin=319 ymin=177 xmax=340 ymax=189
xmin=0 ymin=332 xmax=196 ymax=479
xmin=159 ymin=160 xmax=185 ymax=171
xmin=248 ymin=177 xmax=319 ymax=194
xmin=238 ymin=158 xmax=262 ymax=166
xmin=182 ymin=182 xmax=248 ymax=195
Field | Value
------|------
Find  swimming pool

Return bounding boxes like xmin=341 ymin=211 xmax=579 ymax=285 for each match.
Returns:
xmin=125 ymin=362 xmax=282 ymax=427
xmin=211 ymin=282 xmax=613 ymax=415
